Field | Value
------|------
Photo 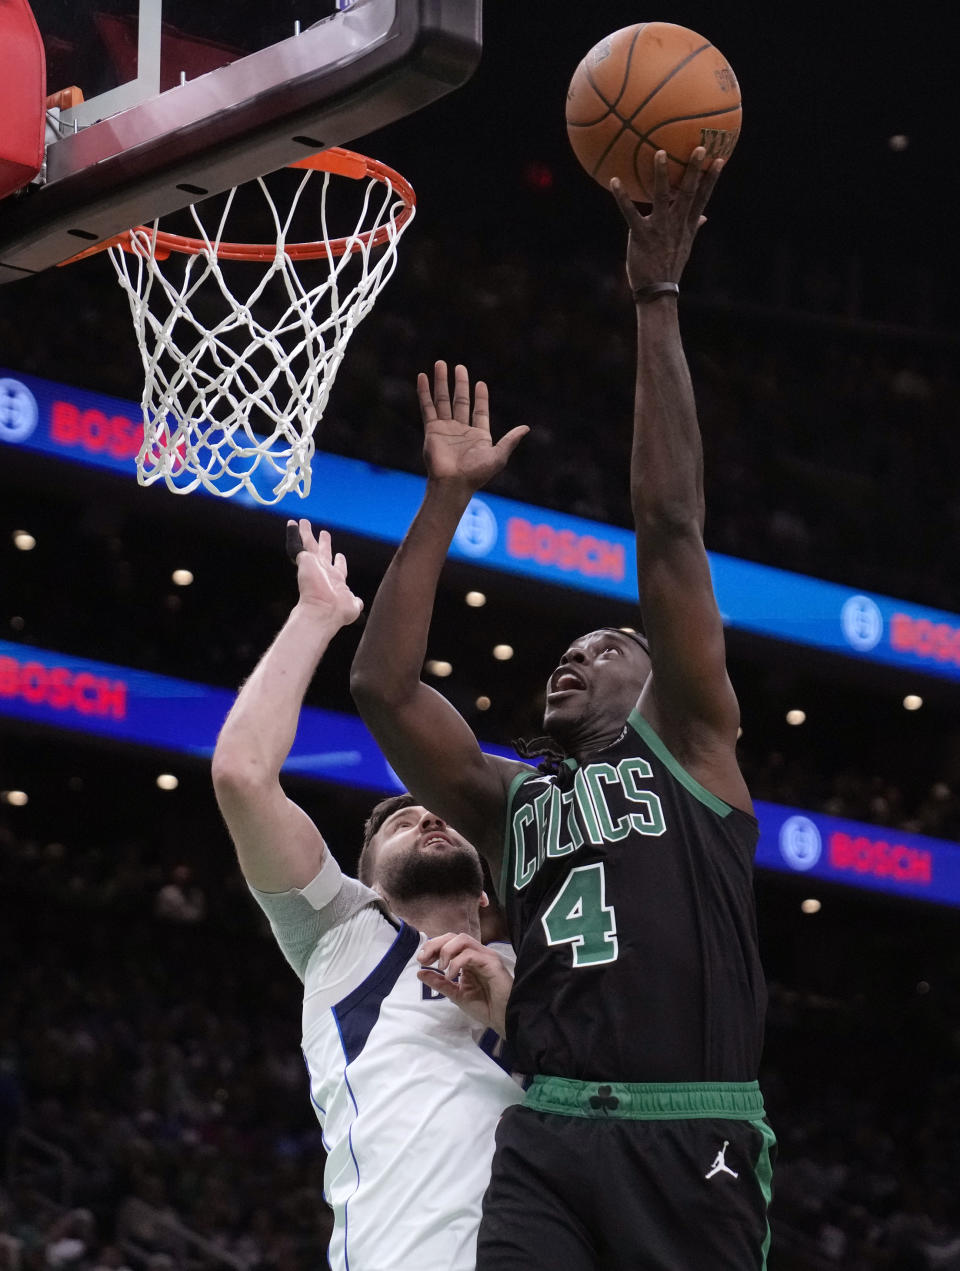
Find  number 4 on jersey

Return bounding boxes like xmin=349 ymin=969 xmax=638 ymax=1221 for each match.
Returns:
xmin=541 ymin=862 xmax=618 ymax=968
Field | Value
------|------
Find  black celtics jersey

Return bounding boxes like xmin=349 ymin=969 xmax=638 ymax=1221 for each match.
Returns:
xmin=499 ymin=708 xmax=766 ymax=1084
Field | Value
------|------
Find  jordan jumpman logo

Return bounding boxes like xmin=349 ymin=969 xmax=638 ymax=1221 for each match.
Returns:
xmin=705 ymin=1140 xmax=739 ymax=1180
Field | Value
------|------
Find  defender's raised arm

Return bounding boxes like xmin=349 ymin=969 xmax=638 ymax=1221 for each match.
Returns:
xmin=212 ymin=521 xmax=363 ymax=892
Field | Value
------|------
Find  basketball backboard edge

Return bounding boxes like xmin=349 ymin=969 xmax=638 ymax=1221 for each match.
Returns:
xmin=0 ymin=0 xmax=482 ymax=284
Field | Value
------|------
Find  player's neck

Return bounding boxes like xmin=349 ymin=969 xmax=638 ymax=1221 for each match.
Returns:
xmin=551 ymin=706 xmax=631 ymax=766
xmin=565 ymin=719 xmax=627 ymax=765
xmin=387 ymin=892 xmax=481 ymax=941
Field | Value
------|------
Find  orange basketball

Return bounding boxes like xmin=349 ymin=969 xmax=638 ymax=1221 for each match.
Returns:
xmin=565 ymin=22 xmax=742 ymax=202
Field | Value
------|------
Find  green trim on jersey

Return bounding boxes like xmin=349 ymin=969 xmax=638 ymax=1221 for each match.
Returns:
xmin=524 ymin=1075 xmax=765 ymax=1121
xmin=501 ymin=769 xmax=532 ymax=902
xmin=755 ymin=1116 xmax=777 ymax=1268
xmin=628 ymin=709 xmax=732 ymax=818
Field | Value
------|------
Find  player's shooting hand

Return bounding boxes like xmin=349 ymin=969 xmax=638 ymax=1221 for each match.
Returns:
xmin=611 ymin=145 xmax=723 ymax=290
xmin=286 ymin=520 xmax=364 ymax=627
xmin=419 ymin=361 xmax=528 ymax=494
xmin=416 ymin=931 xmax=513 ymax=1036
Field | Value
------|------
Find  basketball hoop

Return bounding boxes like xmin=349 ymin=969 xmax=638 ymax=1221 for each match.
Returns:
xmin=95 ymin=148 xmax=415 ymax=503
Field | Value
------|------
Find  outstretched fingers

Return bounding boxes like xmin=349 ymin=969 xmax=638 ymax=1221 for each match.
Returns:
xmin=452 ymin=363 xmax=472 ymax=427
xmin=297 ymin=518 xmax=319 ymax=555
xmin=330 ymin=546 xmax=362 ymax=612
xmin=610 ymin=176 xmax=645 ymax=232
xmin=653 ymin=148 xmax=672 ymax=205
xmin=678 ymin=145 xmax=706 ymax=192
xmin=495 ymin=424 xmax=530 ymax=462
xmin=421 ymin=361 xmax=486 ymax=428
xmin=433 ymin=359 xmax=452 ymax=419
xmin=293 ymin=521 xmax=347 ymax=576
xmin=314 ymin=527 xmax=334 ymax=568
xmin=417 ymin=360 xmax=522 ymax=471
xmin=613 ymin=146 xmax=721 ymax=234
xmin=472 ymin=378 xmax=491 ymax=435
xmin=673 ymin=146 xmax=707 ymax=225
xmin=417 ymin=371 xmax=438 ymax=424
xmin=691 ymin=157 xmax=724 ymax=226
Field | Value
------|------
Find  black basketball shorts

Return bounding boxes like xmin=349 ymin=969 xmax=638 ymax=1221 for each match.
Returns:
xmin=477 ymin=1078 xmax=776 ymax=1271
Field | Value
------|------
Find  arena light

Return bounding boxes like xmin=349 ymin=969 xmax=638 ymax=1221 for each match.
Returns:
xmin=425 ymin=659 xmax=453 ymax=678
xmin=903 ymin=694 xmax=923 ymax=711
xmin=800 ymin=898 xmax=821 ymax=914
xmin=888 ymin=134 xmax=909 ymax=151
xmin=465 ymin=591 xmax=486 ymax=608
xmin=12 ymin=530 xmax=36 ymax=551
xmin=171 ymin=568 xmax=194 ymax=586
xmin=156 ymin=773 xmax=179 ymax=791
xmin=492 ymin=644 xmax=514 ymax=661
xmin=786 ymin=709 xmax=806 ymax=726
xmin=2 ymin=790 xmax=28 ymax=806
xmin=475 ymin=695 xmax=491 ymax=711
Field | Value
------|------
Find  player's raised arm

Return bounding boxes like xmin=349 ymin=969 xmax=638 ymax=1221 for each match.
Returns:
xmin=611 ymin=148 xmax=751 ymax=814
xmin=212 ymin=522 xmax=364 ymax=891
xmin=350 ymin=362 xmax=531 ymax=869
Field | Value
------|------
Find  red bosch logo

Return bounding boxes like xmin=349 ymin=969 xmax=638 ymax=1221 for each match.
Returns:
xmin=890 ymin=613 xmax=960 ymax=667
xmin=50 ymin=400 xmax=185 ymax=471
xmin=0 ymin=656 xmax=127 ymax=719
xmin=507 ymin=517 xmax=626 ymax=581
xmin=829 ymin=830 xmax=932 ymax=886
xmin=50 ymin=399 xmax=143 ymax=460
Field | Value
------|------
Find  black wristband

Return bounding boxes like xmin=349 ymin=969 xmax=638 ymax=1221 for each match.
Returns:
xmin=632 ymin=282 xmax=679 ymax=303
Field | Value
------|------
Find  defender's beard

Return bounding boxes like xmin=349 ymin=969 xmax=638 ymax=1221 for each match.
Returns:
xmin=379 ymin=843 xmax=484 ymax=904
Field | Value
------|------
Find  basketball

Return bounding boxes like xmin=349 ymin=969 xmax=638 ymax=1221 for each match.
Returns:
xmin=565 ymin=22 xmax=742 ymax=202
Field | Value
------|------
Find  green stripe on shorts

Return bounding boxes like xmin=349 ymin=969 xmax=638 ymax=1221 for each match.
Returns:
xmin=755 ymin=1115 xmax=777 ymax=1268
xmin=523 ymin=1076 xmax=767 ymax=1121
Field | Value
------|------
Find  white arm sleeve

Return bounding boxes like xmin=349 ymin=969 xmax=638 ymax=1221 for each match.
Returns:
xmin=249 ymin=851 xmax=386 ymax=981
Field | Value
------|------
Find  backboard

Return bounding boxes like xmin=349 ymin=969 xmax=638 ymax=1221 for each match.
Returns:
xmin=0 ymin=0 xmax=482 ymax=283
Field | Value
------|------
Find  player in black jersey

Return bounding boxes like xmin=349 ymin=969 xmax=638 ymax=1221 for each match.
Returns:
xmin=351 ymin=146 xmax=774 ymax=1270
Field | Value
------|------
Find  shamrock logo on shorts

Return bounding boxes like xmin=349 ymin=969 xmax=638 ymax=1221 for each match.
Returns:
xmin=589 ymin=1085 xmax=620 ymax=1113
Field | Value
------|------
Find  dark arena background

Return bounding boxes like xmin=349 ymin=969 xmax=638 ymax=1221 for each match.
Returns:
xmin=1 ymin=3 xmax=958 ymax=1269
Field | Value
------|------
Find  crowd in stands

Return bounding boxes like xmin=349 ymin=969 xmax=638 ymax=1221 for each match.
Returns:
xmin=740 ymin=750 xmax=960 ymax=846
xmin=762 ymin=983 xmax=960 ymax=1271
xmin=0 ymin=815 xmax=333 ymax=1271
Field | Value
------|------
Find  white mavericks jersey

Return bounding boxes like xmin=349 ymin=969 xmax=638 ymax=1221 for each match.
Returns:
xmin=251 ymin=851 xmax=522 ymax=1271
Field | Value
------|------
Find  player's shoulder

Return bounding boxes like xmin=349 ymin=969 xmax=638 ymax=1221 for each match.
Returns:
xmin=301 ymin=898 xmax=408 ymax=1018
xmin=490 ymin=754 xmax=537 ymax=791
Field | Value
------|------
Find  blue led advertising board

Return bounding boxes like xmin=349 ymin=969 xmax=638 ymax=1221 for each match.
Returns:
xmin=4 ymin=639 xmax=960 ymax=910
xmin=4 ymin=366 xmax=960 ymax=683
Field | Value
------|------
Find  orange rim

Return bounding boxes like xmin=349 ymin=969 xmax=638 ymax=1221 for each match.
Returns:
xmin=61 ymin=148 xmax=416 ymax=266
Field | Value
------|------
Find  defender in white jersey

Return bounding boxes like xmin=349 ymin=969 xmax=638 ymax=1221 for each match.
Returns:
xmin=211 ymin=522 xmax=521 ymax=1271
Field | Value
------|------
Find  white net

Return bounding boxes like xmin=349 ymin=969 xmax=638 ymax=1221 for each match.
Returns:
xmin=108 ymin=152 xmax=415 ymax=503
